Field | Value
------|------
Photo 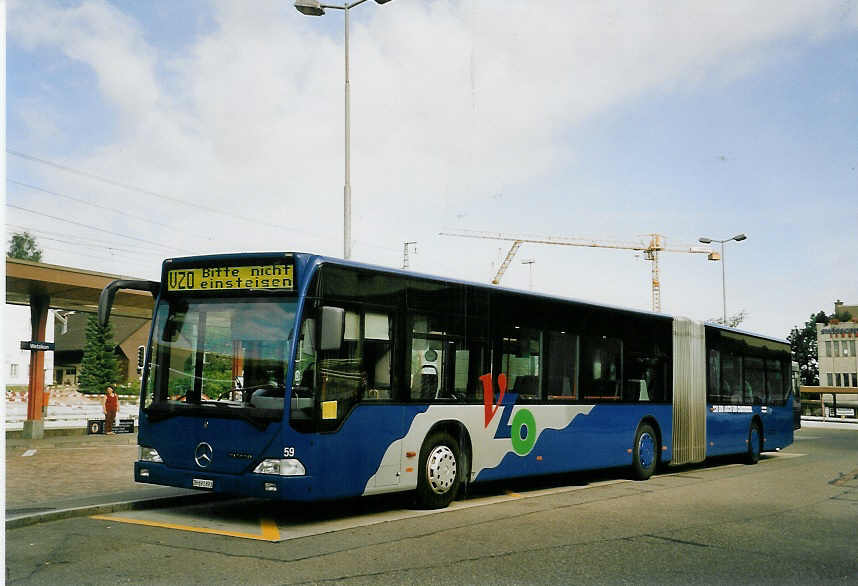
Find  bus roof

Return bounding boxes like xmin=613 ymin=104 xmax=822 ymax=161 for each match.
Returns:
xmin=162 ymin=251 xmax=786 ymax=345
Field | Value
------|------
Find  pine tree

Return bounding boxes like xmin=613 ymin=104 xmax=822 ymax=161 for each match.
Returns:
xmin=79 ymin=315 xmax=118 ymax=394
xmin=788 ymin=311 xmax=828 ymax=386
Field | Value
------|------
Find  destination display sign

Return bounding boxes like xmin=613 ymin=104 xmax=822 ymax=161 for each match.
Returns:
xmin=167 ymin=264 xmax=294 ymax=292
xmin=20 ymin=341 xmax=55 ymax=351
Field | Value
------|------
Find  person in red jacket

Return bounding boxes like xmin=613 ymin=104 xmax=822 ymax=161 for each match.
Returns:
xmin=103 ymin=386 xmax=119 ymax=434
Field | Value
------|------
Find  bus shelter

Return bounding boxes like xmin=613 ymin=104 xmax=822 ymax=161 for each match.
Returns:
xmin=5 ymin=257 xmax=154 ymax=438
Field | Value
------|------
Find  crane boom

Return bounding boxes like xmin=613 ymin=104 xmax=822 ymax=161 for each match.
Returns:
xmin=492 ymin=240 xmax=522 ymax=285
xmin=439 ymin=229 xmax=714 ymax=312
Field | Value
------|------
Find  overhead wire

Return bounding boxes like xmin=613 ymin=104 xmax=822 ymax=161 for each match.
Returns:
xmin=6 ymin=224 xmax=164 ymax=257
xmin=7 ymin=149 xmax=334 ymax=238
xmin=7 ymin=149 xmax=403 ymax=254
xmin=6 ymin=231 xmax=155 ymax=272
xmin=6 ymin=204 xmax=193 ymax=253
xmin=7 ymin=178 xmax=215 ymax=242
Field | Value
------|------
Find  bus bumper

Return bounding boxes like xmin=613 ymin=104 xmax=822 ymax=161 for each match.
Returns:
xmin=134 ymin=461 xmax=316 ymax=501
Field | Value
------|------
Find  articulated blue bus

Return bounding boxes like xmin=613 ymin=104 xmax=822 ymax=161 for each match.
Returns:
xmin=99 ymin=252 xmax=794 ymax=508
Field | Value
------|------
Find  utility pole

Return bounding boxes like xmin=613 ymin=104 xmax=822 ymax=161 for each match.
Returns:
xmin=402 ymin=241 xmax=417 ymax=270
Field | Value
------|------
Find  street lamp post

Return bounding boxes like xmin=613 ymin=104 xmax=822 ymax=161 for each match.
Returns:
xmin=521 ymin=259 xmax=535 ymax=291
xmin=698 ymin=234 xmax=747 ymax=324
xmin=294 ymin=0 xmax=393 ymax=261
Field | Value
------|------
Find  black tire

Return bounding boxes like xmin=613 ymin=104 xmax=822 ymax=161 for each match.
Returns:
xmin=416 ymin=431 xmax=461 ymax=509
xmin=632 ymin=422 xmax=658 ymax=481
xmin=745 ymin=422 xmax=762 ymax=465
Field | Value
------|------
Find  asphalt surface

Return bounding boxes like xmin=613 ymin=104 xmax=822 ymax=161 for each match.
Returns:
xmin=4 ymin=419 xmax=858 ymax=528
xmin=4 ymin=420 xmax=858 ymax=585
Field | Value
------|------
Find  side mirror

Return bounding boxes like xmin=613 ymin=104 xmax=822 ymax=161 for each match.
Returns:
xmin=319 ymin=306 xmax=345 ymax=351
xmin=98 ymin=279 xmax=161 ymax=326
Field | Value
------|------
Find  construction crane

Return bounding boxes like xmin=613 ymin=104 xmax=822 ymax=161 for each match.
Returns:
xmin=439 ymin=229 xmax=717 ymax=312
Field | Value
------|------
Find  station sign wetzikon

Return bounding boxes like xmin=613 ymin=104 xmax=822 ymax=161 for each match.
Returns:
xmin=20 ymin=340 xmax=55 ymax=351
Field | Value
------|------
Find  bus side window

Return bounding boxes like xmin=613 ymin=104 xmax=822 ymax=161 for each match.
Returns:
xmin=363 ymin=312 xmax=392 ymax=400
xmin=766 ymin=359 xmax=785 ymax=405
xmin=582 ymin=336 xmax=622 ymax=401
xmin=721 ymin=353 xmax=742 ymax=405
xmin=547 ymin=331 xmax=579 ymax=401
xmin=409 ymin=314 xmax=465 ymax=402
xmin=312 ymin=309 xmax=363 ymax=425
xmin=744 ymin=356 xmax=765 ymax=405
xmin=707 ymin=349 xmax=722 ymax=403
xmin=499 ymin=327 xmax=542 ymax=402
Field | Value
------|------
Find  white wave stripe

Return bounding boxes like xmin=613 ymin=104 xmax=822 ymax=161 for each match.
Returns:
xmin=363 ymin=404 xmax=594 ymax=495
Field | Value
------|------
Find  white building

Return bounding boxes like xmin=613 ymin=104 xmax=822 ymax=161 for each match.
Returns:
xmin=3 ymin=304 xmax=55 ymax=387
xmin=816 ymin=300 xmax=858 ymax=417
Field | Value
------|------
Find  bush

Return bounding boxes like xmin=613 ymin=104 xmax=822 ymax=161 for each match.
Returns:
xmin=113 ymin=382 xmax=141 ymax=397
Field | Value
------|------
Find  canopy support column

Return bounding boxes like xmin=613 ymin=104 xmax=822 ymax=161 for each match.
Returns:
xmin=23 ymin=294 xmax=50 ymax=439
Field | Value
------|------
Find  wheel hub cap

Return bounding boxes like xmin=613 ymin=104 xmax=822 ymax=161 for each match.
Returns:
xmin=639 ymin=432 xmax=655 ymax=470
xmin=426 ymin=445 xmax=457 ymax=495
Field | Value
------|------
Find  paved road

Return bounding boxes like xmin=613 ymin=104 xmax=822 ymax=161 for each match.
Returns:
xmin=5 ymin=427 xmax=858 ymax=585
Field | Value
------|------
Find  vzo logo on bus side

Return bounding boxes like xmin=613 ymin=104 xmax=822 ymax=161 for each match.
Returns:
xmin=480 ymin=373 xmax=537 ymax=456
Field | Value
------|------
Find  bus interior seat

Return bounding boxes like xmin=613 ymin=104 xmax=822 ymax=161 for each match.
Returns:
xmin=624 ymin=379 xmax=649 ymax=402
xmin=513 ymin=375 xmax=539 ymax=399
xmin=368 ymin=350 xmax=391 ymax=400
xmin=420 ymin=365 xmax=438 ymax=400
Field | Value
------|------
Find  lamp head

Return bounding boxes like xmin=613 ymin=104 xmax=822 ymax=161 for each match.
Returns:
xmin=698 ymin=237 xmax=712 ymax=244
xmin=733 ymin=234 xmax=747 ymax=242
xmin=375 ymin=0 xmax=394 ymax=3
xmin=295 ymin=0 xmax=325 ymax=16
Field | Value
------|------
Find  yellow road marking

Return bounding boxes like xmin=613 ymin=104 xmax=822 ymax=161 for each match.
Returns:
xmin=91 ymin=514 xmax=281 ymax=542
xmin=504 ymin=490 xmax=521 ymax=497
xmin=259 ymin=517 xmax=281 ymax=540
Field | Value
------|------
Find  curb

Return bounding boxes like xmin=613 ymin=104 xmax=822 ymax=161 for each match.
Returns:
xmin=5 ymin=492 xmax=231 ymax=530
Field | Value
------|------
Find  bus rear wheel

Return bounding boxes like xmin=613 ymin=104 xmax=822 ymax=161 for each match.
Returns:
xmin=745 ymin=422 xmax=762 ymax=465
xmin=416 ymin=431 xmax=461 ymax=509
xmin=632 ymin=422 xmax=658 ymax=480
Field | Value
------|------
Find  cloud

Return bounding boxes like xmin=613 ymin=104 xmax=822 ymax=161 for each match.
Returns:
xmin=10 ymin=0 xmax=161 ymax=126
xmin=7 ymin=0 xmax=858 ymax=334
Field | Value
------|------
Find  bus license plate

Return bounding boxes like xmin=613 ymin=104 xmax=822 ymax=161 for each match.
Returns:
xmin=192 ymin=478 xmax=214 ymax=489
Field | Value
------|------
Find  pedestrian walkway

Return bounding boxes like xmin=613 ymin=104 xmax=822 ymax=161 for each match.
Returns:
xmin=801 ymin=417 xmax=858 ymax=430
xmin=5 ymin=431 xmax=210 ymax=528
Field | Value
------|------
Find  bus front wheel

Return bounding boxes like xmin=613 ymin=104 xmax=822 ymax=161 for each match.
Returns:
xmin=745 ymin=422 xmax=762 ymax=465
xmin=416 ymin=431 xmax=461 ymax=509
xmin=632 ymin=422 xmax=658 ymax=480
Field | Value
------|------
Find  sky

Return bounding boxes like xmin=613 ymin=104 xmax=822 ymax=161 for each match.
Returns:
xmin=4 ymin=0 xmax=858 ymax=340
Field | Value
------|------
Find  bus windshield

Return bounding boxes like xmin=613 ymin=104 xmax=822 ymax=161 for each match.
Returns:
xmin=143 ymin=297 xmax=297 ymax=420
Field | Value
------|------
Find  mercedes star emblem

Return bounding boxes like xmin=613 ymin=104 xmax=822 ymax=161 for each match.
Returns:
xmin=195 ymin=442 xmax=213 ymax=468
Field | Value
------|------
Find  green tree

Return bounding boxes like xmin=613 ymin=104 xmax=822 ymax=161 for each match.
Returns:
xmin=788 ymin=311 xmax=828 ymax=386
xmin=709 ymin=309 xmax=748 ymax=328
xmin=7 ymin=231 xmax=43 ymax=261
xmin=79 ymin=315 xmax=119 ymax=394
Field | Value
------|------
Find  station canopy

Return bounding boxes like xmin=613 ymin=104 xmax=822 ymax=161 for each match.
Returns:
xmin=5 ymin=257 xmax=155 ymax=319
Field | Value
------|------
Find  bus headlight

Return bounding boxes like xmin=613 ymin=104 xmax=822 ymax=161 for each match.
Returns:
xmin=139 ymin=446 xmax=163 ymax=463
xmin=253 ymin=458 xmax=306 ymax=476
